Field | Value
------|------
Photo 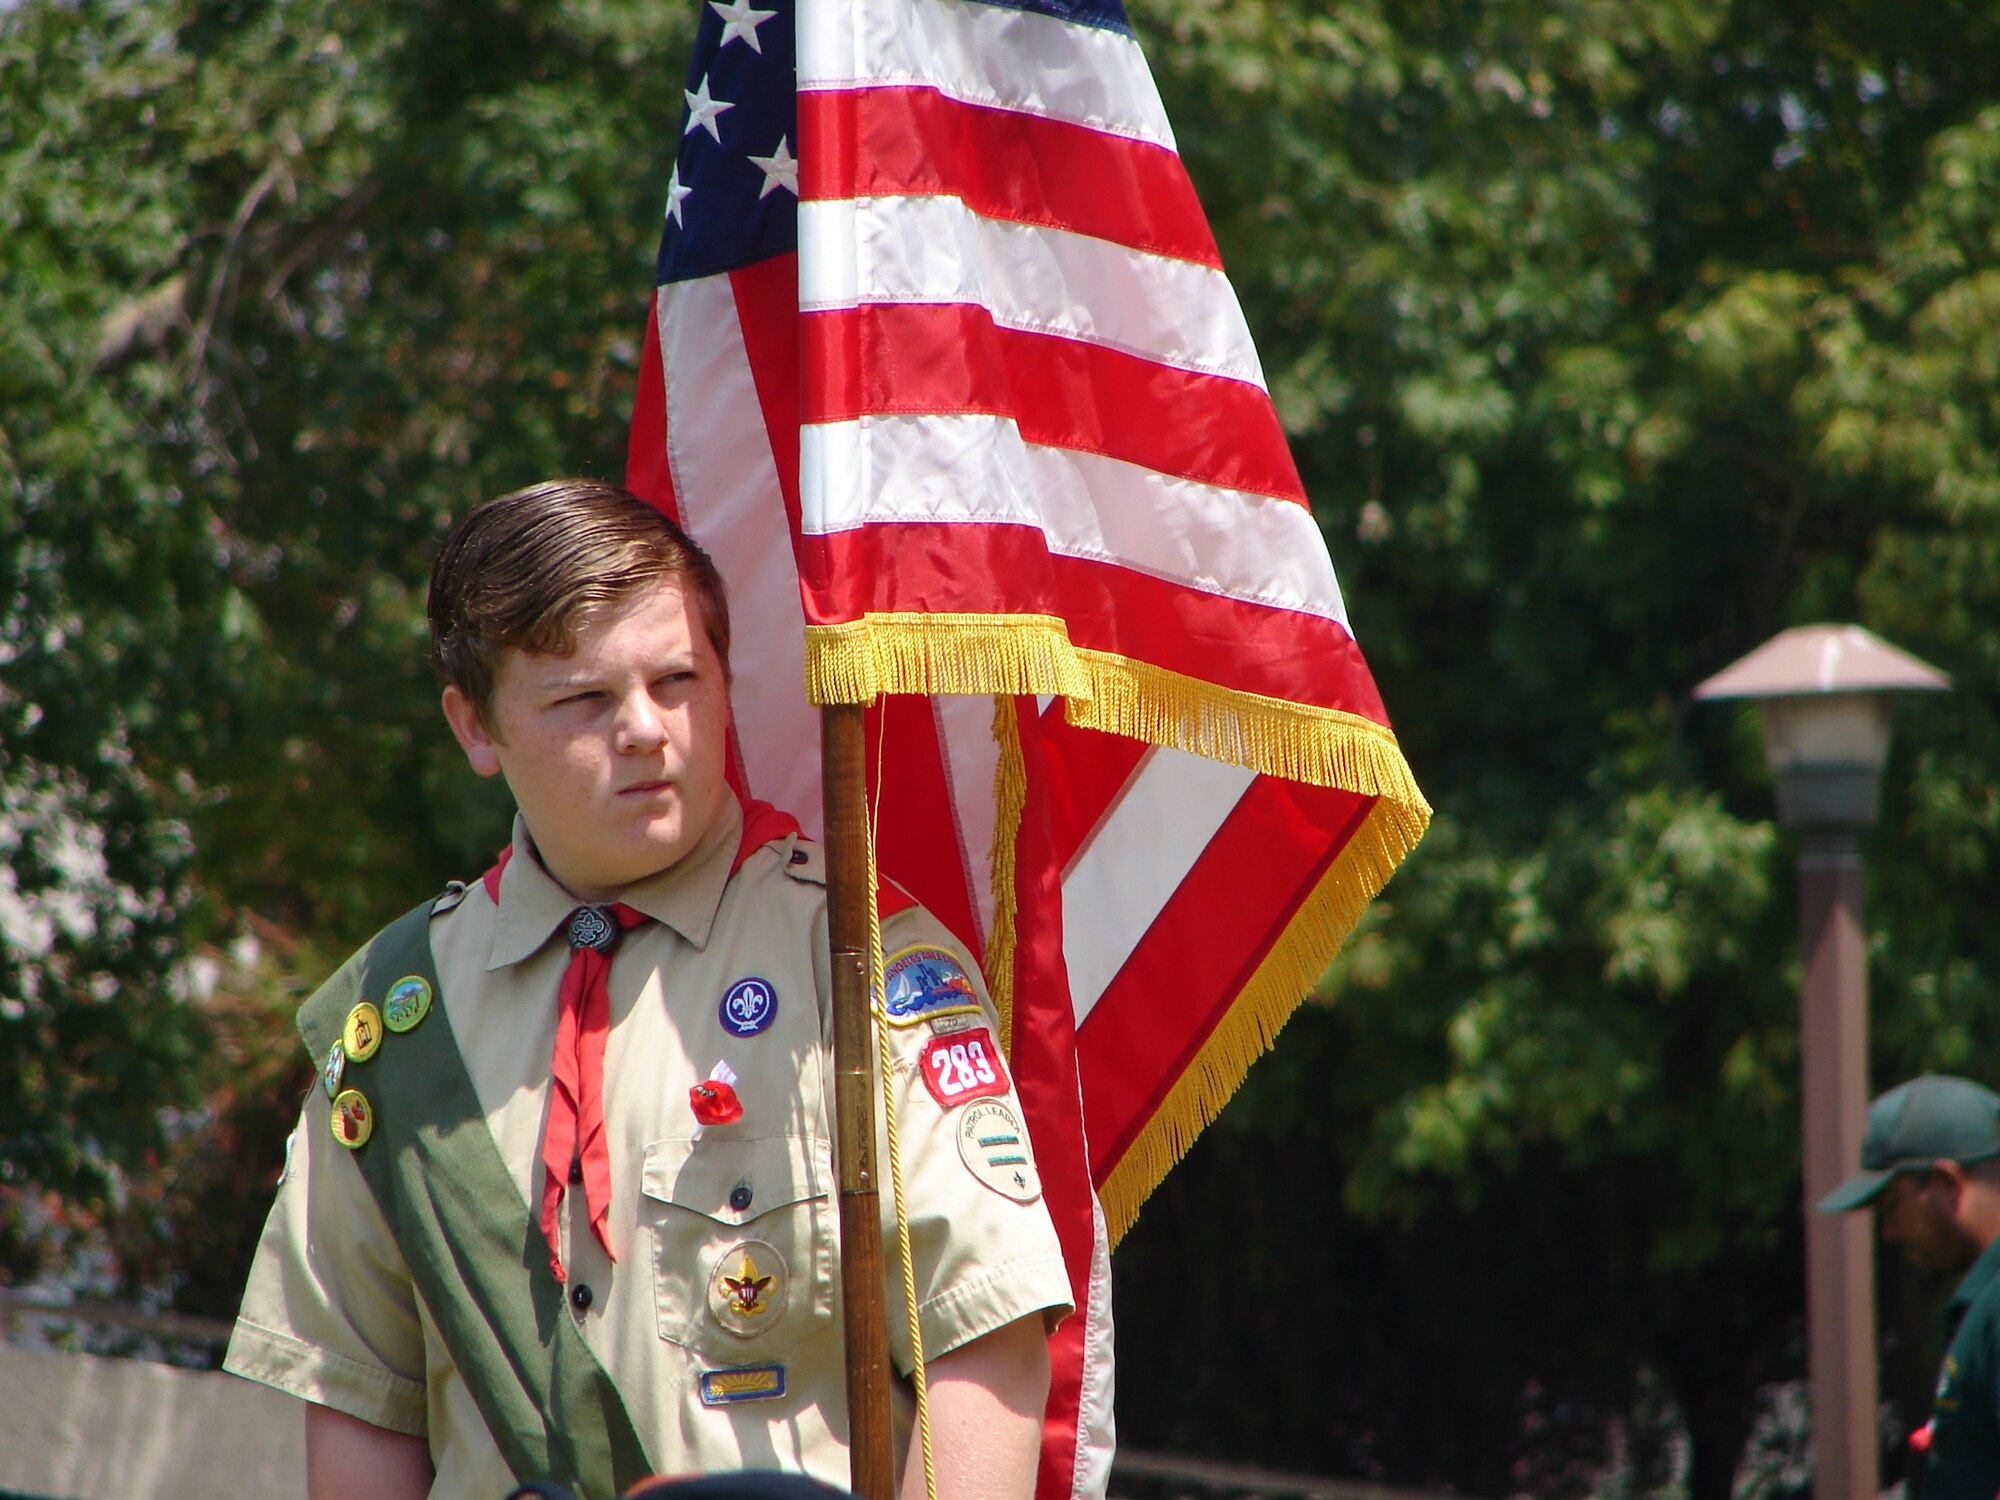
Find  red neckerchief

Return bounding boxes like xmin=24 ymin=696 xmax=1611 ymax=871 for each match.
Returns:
xmin=481 ymin=794 xmax=875 ymax=1279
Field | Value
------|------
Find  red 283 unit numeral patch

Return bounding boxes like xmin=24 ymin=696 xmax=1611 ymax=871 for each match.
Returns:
xmin=919 ymin=1028 xmax=1011 ymax=1107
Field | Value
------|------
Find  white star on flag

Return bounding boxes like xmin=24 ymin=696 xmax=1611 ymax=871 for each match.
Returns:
xmin=663 ymin=163 xmax=691 ymax=228
xmin=709 ymin=0 xmax=776 ymax=52
xmin=683 ymin=74 xmax=734 ymax=142
xmin=748 ymin=136 xmax=798 ymax=199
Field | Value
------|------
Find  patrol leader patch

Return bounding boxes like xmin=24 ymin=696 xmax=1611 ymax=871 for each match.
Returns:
xmin=881 ymin=945 xmax=982 ymax=1027
xmin=719 ymin=977 xmax=778 ymax=1037
xmin=699 ymin=1364 xmax=787 ymax=1406
xmin=920 ymin=1028 xmax=1011 ymax=1108
xmin=956 ymin=1099 xmax=1041 ymax=1203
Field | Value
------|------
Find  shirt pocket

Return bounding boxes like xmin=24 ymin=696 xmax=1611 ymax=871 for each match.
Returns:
xmin=641 ymin=1133 xmax=834 ymax=1363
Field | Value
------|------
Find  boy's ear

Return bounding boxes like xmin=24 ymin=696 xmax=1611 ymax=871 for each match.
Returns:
xmin=441 ymin=685 xmax=503 ymax=778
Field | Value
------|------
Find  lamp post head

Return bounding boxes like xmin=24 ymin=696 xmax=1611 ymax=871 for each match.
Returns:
xmin=1694 ymin=624 xmax=1949 ymax=830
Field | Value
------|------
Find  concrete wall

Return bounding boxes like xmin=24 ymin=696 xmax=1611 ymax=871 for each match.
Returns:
xmin=0 ymin=1344 xmax=303 ymax=1500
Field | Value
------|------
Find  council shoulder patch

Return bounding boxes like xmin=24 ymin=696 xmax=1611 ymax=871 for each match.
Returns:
xmin=955 ymin=1099 xmax=1041 ymax=1203
xmin=881 ymin=945 xmax=983 ymax=1027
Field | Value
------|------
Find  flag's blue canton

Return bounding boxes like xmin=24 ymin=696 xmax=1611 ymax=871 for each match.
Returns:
xmin=657 ymin=0 xmax=799 ymax=286
xmin=965 ymin=0 xmax=1132 ymax=37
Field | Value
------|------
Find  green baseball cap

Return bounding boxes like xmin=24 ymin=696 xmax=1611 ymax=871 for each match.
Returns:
xmin=1818 ymin=1075 xmax=2000 ymax=1213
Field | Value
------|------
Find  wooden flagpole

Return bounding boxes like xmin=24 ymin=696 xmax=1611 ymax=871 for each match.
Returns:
xmin=821 ymin=701 xmax=897 ymax=1500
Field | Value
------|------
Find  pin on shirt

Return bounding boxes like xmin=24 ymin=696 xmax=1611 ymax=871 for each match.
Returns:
xmin=691 ymin=1059 xmax=741 ymax=1139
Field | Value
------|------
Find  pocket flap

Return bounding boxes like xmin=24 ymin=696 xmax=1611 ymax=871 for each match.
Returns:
xmin=641 ymin=1134 xmax=827 ymax=1226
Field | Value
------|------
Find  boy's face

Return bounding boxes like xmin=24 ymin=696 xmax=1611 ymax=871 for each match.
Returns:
xmin=442 ymin=583 xmax=733 ymax=903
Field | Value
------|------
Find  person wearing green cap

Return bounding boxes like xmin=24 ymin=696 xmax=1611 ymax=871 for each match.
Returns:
xmin=1820 ymin=1074 xmax=2000 ymax=1495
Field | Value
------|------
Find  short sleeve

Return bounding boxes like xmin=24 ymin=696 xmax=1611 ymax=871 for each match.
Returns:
xmin=871 ymin=905 xmax=1073 ymax=1370
xmin=223 ymin=1085 xmax=430 ymax=1436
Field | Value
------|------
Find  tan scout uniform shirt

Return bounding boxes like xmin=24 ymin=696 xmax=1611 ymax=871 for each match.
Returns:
xmin=225 ymin=797 xmax=1071 ymax=1497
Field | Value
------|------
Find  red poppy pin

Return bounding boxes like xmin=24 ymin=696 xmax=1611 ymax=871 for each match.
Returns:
xmin=690 ymin=1079 xmax=744 ymax=1126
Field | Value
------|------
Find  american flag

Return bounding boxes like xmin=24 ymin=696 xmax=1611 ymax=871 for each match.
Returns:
xmin=627 ymin=1 xmax=1428 ymax=1495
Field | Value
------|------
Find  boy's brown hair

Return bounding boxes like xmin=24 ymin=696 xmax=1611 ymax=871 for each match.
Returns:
xmin=428 ymin=478 xmax=731 ymax=725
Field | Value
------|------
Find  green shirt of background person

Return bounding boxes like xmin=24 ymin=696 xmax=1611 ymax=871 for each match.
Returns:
xmin=1821 ymin=1075 xmax=2000 ymax=1498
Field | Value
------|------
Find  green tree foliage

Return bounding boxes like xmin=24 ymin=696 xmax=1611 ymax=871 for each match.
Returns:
xmin=6 ymin=0 xmax=2000 ymax=1491
xmin=1109 ymin=1 xmax=2000 ymax=1494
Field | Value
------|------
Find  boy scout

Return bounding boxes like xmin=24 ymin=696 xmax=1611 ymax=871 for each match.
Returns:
xmin=1820 ymin=1074 xmax=2000 ymax=1496
xmin=224 ymin=479 xmax=1071 ymax=1500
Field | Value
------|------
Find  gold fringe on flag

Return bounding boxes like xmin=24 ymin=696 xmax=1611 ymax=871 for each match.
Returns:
xmin=1094 ymin=792 xmax=1430 ymax=1246
xmin=982 ymin=696 xmax=1027 ymax=1056
xmin=806 ymin=614 xmax=1093 ymax=704
xmin=813 ymin=611 xmax=1432 ymax=1249
xmin=805 ymin=614 xmax=1427 ymax=802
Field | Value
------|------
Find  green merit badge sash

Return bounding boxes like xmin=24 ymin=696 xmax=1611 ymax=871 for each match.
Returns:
xmin=297 ymin=897 xmax=654 ymax=1499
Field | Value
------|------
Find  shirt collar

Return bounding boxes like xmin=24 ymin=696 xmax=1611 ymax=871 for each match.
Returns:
xmin=487 ymin=795 xmax=746 ymax=971
xmin=1953 ymin=1231 xmax=2000 ymax=1314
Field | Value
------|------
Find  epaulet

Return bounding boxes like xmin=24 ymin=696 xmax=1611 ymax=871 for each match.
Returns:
xmin=431 ymin=878 xmax=471 ymax=916
xmin=779 ymin=837 xmax=826 ymax=887
xmin=776 ymin=838 xmax=919 ymax=916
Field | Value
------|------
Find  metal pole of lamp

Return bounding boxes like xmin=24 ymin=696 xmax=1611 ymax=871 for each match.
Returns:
xmin=1696 ymin=625 xmax=1948 ymax=1500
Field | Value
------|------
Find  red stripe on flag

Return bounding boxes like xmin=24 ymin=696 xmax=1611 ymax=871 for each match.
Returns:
xmin=868 ymin=695 xmax=985 ymax=961
xmin=804 ymin=303 xmax=1306 ymax=504
xmin=626 ymin=290 xmax=676 ymax=514
xmin=1075 ymin=777 xmax=1375 ymax=1179
xmin=800 ymin=85 xmax=1220 ymax=268
xmin=1007 ymin=700 xmax=1097 ymax=1500
xmin=729 ymin=256 xmax=808 ymax=545
xmin=804 ymin=525 xmax=1388 ymax=722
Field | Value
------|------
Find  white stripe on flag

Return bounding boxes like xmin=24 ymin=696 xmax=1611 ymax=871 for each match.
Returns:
xmin=801 ymin=414 xmax=1351 ymax=627
xmin=1062 ymin=747 xmax=1255 ymax=1025
xmin=1072 ymin=1191 xmax=1118 ymax=1500
xmin=935 ymin=693 xmax=1003 ymax=949
xmin=655 ymin=279 xmax=823 ymax=832
xmin=798 ymin=0 xmax=1176 ymax=150
xmin=799 ymin=198 xmax=1264 ymax=387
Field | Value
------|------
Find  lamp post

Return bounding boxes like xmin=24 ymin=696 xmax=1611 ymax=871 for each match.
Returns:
xmin=1695 ymin=624 xmax=1948 ymax=1500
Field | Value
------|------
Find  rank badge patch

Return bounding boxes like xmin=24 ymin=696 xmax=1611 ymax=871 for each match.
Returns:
xmin=920 ymin=1028 xmax=1011 ymax=1108
xmin=709 ymin=1240 xmax=789 ymax=1336
xmin=881 ymin=945 xmax=982 ymax=1027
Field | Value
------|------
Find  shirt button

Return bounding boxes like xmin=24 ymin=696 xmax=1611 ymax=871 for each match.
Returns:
xmin=571 ymin=1283 xmax=593 ymax=1312
xmin=729 ymin=1184 xmax=753 ymax=1212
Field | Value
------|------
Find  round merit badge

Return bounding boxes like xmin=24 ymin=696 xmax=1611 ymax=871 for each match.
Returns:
xmin=955 ymin=1099 xmax=1041 ymax=1203
xmin=719 ymin=977 xmax=778 ymax=1038
xmin=880 ymin=945 xmax=982 ymax=1027
xmin=382 ymin=974 xmax=433 ymax=1033
xmin=322 ymin=1039 xmax=347 ymax=1098
xmin=342 ymin=1001 xmax=384 ymax=1063
xmin=708 ymin=1240 xmax=788 ymax=1336
xmin=330 ymin=1089 xmax=373 ymax=1149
